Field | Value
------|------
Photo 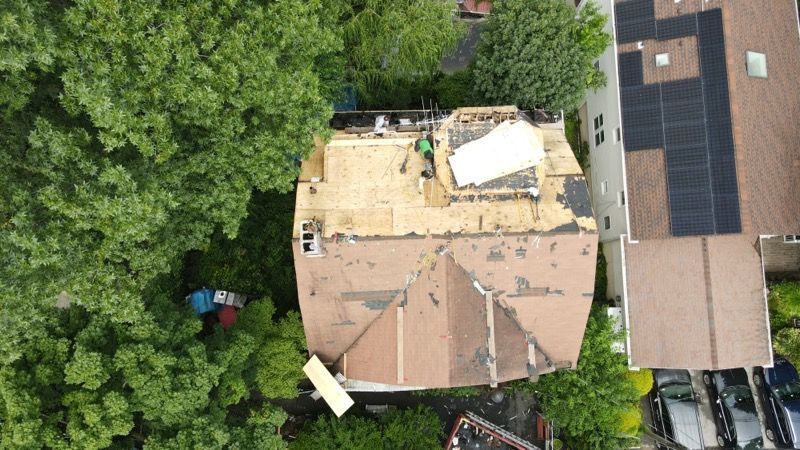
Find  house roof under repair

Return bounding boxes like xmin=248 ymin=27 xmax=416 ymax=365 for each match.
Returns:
xmin=292 ymin=106 xmax=598 ymax=390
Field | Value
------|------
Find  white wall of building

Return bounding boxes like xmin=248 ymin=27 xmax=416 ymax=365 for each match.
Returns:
xmin=580 ymin=0 xmax=627 ymax=244
xmin=576 ymin=0 xmax=628 ymax=302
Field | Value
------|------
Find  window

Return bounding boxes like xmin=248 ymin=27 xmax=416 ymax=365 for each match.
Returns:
xmin=746 ymin=51 xmax=767 ymax=78
xmin=595 ymin=130 xmax=605 ymax=146
xmin=618 ymin=191 xmax=626 ymax=207
xmin=593 ymin=114 xmax=605 ymax=148
xmin=603 ymin=216 xmax=611 ymax=230
xmin=593 ymin=114 xmax=603 ymax=130
xmin=655 ymin=52 xmax=670 ymax=67
xmin=784 ymin=235 xmax=800 ymax=243
xmin=601 ymin=180 xmax=608 ymax=195
xmin=614 ymin=127 xmax=621 ymax=143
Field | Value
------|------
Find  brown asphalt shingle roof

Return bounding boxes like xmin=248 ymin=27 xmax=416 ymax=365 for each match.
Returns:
xmin=624 ymin=235 xmax=770 ymax=369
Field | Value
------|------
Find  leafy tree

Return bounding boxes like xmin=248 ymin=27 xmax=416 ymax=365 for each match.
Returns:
xmin=472 ymin=0 xmax=611 ymax=111
xmin=0 ymin=286 xmax=297 ymax=449
xmin=0 ymin=0 xmax=340 ymax=321
xmin=524 ymin=309 xmax=640 ymax=449
xmin=434 ymin=69 xmax=477 ymax=109
xmin=291 ymin=405 xmax=443 ymax=450
xmin=188 ymin=191 xmax=299 ymax=314
xmin=332 ymin=0 xmax=465 ymax=105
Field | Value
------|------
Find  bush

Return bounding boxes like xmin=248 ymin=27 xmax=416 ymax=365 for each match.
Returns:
xmin=291 ymin=405 xmax=443 ymax=450
xmin=618 ymin=406 xmax=642 ymax=436
xmin=774 ymin=328 xmax=800 ymax=366
xmin=411 ymin=386 xmax=481 ymax=397
xmin=769 ymin=282 xmax=800 ymax=332
xmin=434 ymin=69 xmax=476 ymax=109
xmin=626 ymin=369 xmax=654 ymax=397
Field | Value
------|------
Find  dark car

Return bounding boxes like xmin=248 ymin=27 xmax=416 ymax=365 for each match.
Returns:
xmin=753 ymin=357 xmax=800 ymax=447
xmin=648 ymin=369 xmax=704 ymax=449
xmin=703 ymin=368 xmax=763 ymax=449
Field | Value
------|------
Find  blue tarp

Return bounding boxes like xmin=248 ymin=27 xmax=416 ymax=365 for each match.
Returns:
xmin=189 ymin=288 xmax=217 ymax=315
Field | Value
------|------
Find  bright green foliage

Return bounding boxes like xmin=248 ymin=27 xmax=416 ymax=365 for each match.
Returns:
xmin=234 ymin=300 xmax=307 ymax=399
xmin=0 ymin=292 xmax=295 ymax=449
xmin=0 ymin=0 xmax=56 ymax=111
xmin=627 ymin=369 xmax=654 ymax=397
xmin=618 ymin=406 xmax=642 ymax=436
xmin=775 ymin=328 xmax=800 ymax=366
xmin=0 ymin=0 xmax=340 ymax=321
xmin=472 ymin=0 xmax=611 ymax=111
xmin=769 ymin=282 xmax=800 ymax=332
xmin=528 ymin=309 xmax=640 ymax=449
xmin=291 ymin=405 xmax=443 ymax=450
xmin=334 ymin=0 xmax=464 ymax=104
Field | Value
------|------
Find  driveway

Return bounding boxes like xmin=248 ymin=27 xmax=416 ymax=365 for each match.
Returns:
xmin=688 ymin=368 xmax=776 ymax=450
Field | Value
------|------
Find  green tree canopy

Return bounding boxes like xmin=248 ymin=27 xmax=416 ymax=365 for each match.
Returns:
xmin=522 ymin=309 xmax=640 ymax=449
xmin=290 ymin=405 xmax=443 ymax=450
xmin=472 ymin=0 xmax=611 ymax=111
xmin=331 ymin=0 xmax=465 ymax=105
xmin=0 ymin=0 xmax=339 ymax=321
xmin=0 ymin=285 xmax=298 ymax=449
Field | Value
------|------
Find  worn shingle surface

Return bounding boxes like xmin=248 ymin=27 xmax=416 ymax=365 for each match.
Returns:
xmin=624 ymin=149 xmax=671 ymax=239
xmin=625 ymin=235 xmax=770 ymax=369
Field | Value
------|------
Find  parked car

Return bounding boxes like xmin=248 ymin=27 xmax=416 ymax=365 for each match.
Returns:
xmin=648 ymin=369 xmax=704 ymax=449
xmin=753 ymin=357 xmax=800 ymax=448
xmin=703 ymin=368 xmax=763 ymax=449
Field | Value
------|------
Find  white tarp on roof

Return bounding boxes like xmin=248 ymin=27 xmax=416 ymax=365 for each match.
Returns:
xmin=303 ymin=355 xmax=354 ymax=417
xmin=448 ymin=120 xmax=545 ymax=187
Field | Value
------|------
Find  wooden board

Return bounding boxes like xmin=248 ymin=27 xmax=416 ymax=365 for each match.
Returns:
xmin=299 ymin=136 xmax=326 ymax=181
xmin=303 ymin=355 xmax=354 ymax=417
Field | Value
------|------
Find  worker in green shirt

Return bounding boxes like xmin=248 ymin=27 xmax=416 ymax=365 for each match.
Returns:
xmin=416 ymin=136 xmax=434 ymax=160
xmin=415 ymin=134 xmax=435 ymax=181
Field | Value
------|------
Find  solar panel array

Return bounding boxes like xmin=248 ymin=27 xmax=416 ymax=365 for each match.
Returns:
xmin=615 ymin=3 xmax=742 ymax=236
xmin=697 ymin=9 xmax=741 ymax=234
xmin=615 ymin=0 xmax=656 ymax=43
xmin=656 ymin=14 xmax=698 ymax=41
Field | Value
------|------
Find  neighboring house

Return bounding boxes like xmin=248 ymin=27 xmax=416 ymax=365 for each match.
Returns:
xmin=761 ymin=235 xmax=800 ymax=281
xmin=292 ymin=106 xmax=597 ymax=390
xmin=576 ymin=0 xmax=800 ymax=370
xmin=456 ymin=0 xmax=492 ymax=16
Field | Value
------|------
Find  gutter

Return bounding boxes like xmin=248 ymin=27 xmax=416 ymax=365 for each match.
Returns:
xmin=758 ymin=236 xmax=775 ymax=368
xmin=619 ymin=234 xmax=635 ymax=368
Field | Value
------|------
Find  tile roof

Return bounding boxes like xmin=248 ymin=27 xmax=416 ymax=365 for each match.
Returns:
xmin=624 ymin=234 xmax=771 ymax=369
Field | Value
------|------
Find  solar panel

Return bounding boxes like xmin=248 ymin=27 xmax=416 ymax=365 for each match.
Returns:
xmin=619 ymin=52 xmax=644 ymax=87
xmin=698 ymin=8 xmax=741 ymax=234
xmin=615 ymin=0 xmax=656 ymax=43
xmin=620 ymin=84 xmax=663 ymax=151
xmin=656 ymin=14 xmax=697 ymax=41
xmin=614 ymin=7 xmax=741 ymax=236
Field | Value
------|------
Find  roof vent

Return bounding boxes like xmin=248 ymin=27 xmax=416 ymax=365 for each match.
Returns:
xmin=300 ymin=220 xmax=325 ymax=257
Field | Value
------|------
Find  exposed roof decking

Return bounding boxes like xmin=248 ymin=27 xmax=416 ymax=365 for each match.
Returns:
xmin=293 ymin=107 xmax=598 ymax=388
xmin=293 ymin=109 xmax=595 ymax=239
